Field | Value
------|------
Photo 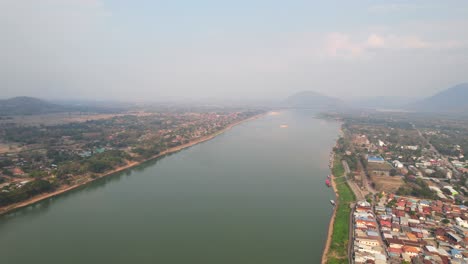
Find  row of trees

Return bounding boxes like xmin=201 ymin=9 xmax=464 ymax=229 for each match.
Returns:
xmin=56 ymin=150 xmax=131 ymax=177
xmin=0 ymin=180 xmax=55 ymax=206
xmin=396 ymin=177 xmax=437 ymax=199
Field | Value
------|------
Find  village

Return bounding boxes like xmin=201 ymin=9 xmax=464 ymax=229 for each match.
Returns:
xmin=0 ymin=109 xmax=262 ymax=208
xmin=336 ymin=116 xmax=468 ymax=263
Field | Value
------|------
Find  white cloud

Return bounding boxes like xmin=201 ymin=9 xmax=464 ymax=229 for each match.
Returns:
xmin=323 ymin=32 xmax=465 ymax=58
xmin=366 ymin=34 xmax=385 ymax=49
xmin=368 ymin=3 xmax=431 ymax=13
xmin=325 ymin=33 xmax=364 ymax=57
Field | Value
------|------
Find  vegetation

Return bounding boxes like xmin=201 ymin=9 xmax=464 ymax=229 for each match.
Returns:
xmin=327 ymin=155 xmax=356 ymax=264
xmin=343 ymin=154 xmax=358 ymax=172
xmin=0 ymin=180 xmax=55 ymax=206
xmin=332 ymin=155 xmax=345 ymax=177
xmin=0 ymin=109 xmax=264 ymax=208
xmin=396 ymin=177 xmax=437 ymax=199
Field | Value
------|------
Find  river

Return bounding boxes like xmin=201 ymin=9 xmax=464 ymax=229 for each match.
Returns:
xmin=0 ymin=110 xmax=340 ymax=264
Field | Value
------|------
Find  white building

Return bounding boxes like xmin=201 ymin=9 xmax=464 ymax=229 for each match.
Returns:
xmin=455 ymin=217 xmax=468 ymax=228
xmin=393 ymin=160 xmax=404 ymax=168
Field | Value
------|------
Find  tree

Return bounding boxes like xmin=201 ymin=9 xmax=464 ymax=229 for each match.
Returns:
xmin=29 ymin=170 xmax=48 ymax=179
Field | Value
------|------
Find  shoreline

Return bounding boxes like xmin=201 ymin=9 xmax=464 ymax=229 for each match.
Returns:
xmin=321 ymin=122 xmax=345 ymax=263
xmin=0 ymin=112 xmax=266 ymax=216
xmin=321 ymin=150 xmax=339 ymax=264
xmin=321 ymin=124 xmax=357 ymax=264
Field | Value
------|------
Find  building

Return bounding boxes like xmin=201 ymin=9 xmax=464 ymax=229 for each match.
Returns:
xmin=368 ymin=155 xmax=385 ymax=163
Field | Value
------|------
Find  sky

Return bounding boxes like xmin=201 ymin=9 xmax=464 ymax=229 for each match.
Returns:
xmin=1 ymin=0 xmax=468 ymax=101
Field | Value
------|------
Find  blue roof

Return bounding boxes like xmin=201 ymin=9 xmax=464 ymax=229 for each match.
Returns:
xmin=368 ymin=155 xmax=385 ymax=162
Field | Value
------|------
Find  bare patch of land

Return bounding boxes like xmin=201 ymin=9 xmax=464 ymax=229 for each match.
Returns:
xmin=370 ymin=174 xmax=404 ymax=193
xmin=0 ymin=143 xmax=21 ymax=154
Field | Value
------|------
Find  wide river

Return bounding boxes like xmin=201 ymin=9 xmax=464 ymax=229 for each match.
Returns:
xmin=0 ymin=110 xmax=340 ymax=264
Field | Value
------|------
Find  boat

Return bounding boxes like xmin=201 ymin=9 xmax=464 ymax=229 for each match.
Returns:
xmin=330 ymin=200 xmax=336 ymax=206
xmin=325 ymin=179 xmax=331 ymax=187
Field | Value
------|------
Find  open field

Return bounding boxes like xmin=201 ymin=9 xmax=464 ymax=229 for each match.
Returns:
xmin=0 ymin=143 xmax=21 ymax=154
xmin=370 ymin=174 xmax=404 ymax=193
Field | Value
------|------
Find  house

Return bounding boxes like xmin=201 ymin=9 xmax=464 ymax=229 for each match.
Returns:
xmin=455 ymin=217 xmax=468 ymax=228
xmin=380 ymin=220 xmax=392 ymax=228
xmin=450 ymin=249 xmax=463 ymax=259
xmin=386 ymin=238 xmax=404 ymax=248
xmin=446 ymin=232 xmax=462 ymax=244
xmin=356 ymin=238 xmax=380 ymax=247
xmin=387 ymin=247 xmax=402 ymax=258
xmin=393 ymin=160 xmax=404 ymax=168
xmin=402 ymin=245 xmax=420 ymax=257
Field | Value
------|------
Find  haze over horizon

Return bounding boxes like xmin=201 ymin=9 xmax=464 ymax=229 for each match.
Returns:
xmin=1 ymin=0 xmax=468 ymax=101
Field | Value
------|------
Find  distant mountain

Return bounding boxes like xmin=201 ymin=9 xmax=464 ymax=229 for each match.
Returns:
xmin=409 ymin=83 xmax=468 ymax=113
xmin=349 ymin=96 xmax=419 ymax=110
xmin=0 ymin=97 xmax=70 ymax=115
xmin=0 ymin=96 xmax=120 ymax=116
xmin=283 ymin=91 xmax=344 ymax=109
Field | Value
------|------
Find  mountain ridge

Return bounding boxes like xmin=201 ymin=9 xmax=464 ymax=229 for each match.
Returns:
xmin=283 ymin=90 xmax=344 ymax=109
xmin=0 ymin=96 xmax=69 ymax=116
xmin=408 ymin=83 xmax=468 ymax=112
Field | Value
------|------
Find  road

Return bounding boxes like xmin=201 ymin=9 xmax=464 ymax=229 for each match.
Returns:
xmin=414 ymin=126 xmax=456 ymax=172
xmin=348 ymin=204 xmax=355 ymax=264
xmin=357 ymin=158 xmax=377 ymax=194
xmin=342 ymin=160 xmax=366 ymax=200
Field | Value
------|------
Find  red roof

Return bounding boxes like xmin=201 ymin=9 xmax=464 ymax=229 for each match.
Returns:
xmin=380 ymin=220 xmax=392 ymax=228
xmin=396 ymin=210 xmax=405 ymax=217
xmin=388 ymin=247 xmax=403 ymax=253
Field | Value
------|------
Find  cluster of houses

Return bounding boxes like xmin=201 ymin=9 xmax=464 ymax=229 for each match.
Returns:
xmin=353 ymin=200 xmax=387 ymax=264
xmin=360 ymin=134 xmax=467 ymax=204
xmin=354 ymin=133 xmax=463 ymax=180
xmin=358 ymin=194 xmax=468 ymax=263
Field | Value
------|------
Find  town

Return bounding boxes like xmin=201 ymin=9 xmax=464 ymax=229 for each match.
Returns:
xmin=0 ymin=108 xmax=263 ymax=210
xmin=327 ymin=112 xmax=468 ymax=263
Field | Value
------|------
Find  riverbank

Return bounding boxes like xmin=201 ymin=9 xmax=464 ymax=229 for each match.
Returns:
xmin=321 ymin=151 xmax=339 ymax=264
xmin=322 ymin=150 xmax=356 ymax=264
xmin=0 ymin=113 xmax=266 ymax=216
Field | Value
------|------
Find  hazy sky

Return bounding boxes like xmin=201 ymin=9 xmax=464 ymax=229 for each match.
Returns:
xmin=1 ymin=0 xmax=468 ymax=101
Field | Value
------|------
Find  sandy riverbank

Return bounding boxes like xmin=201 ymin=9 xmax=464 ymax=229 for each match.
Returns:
xmin=0 ymin=113 xmax=266 ymax=216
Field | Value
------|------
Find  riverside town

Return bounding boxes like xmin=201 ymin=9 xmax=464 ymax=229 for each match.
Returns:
xmin=322 ymin=111 xmax=468 ymax=264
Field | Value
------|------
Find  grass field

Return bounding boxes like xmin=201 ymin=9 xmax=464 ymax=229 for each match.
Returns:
xmin=327 ymin=154 xmax=356 ymax=264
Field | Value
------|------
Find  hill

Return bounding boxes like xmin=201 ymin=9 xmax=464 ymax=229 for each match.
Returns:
xmin=0 ymin=97 xmax=70 ymax=115
xmin=409 ymin=83 xmax=468 ymax=113
xmin=349 ymin=96 xmax=418 ymax=110
xmin=283 ymin=91 xmax=344 ymax=109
